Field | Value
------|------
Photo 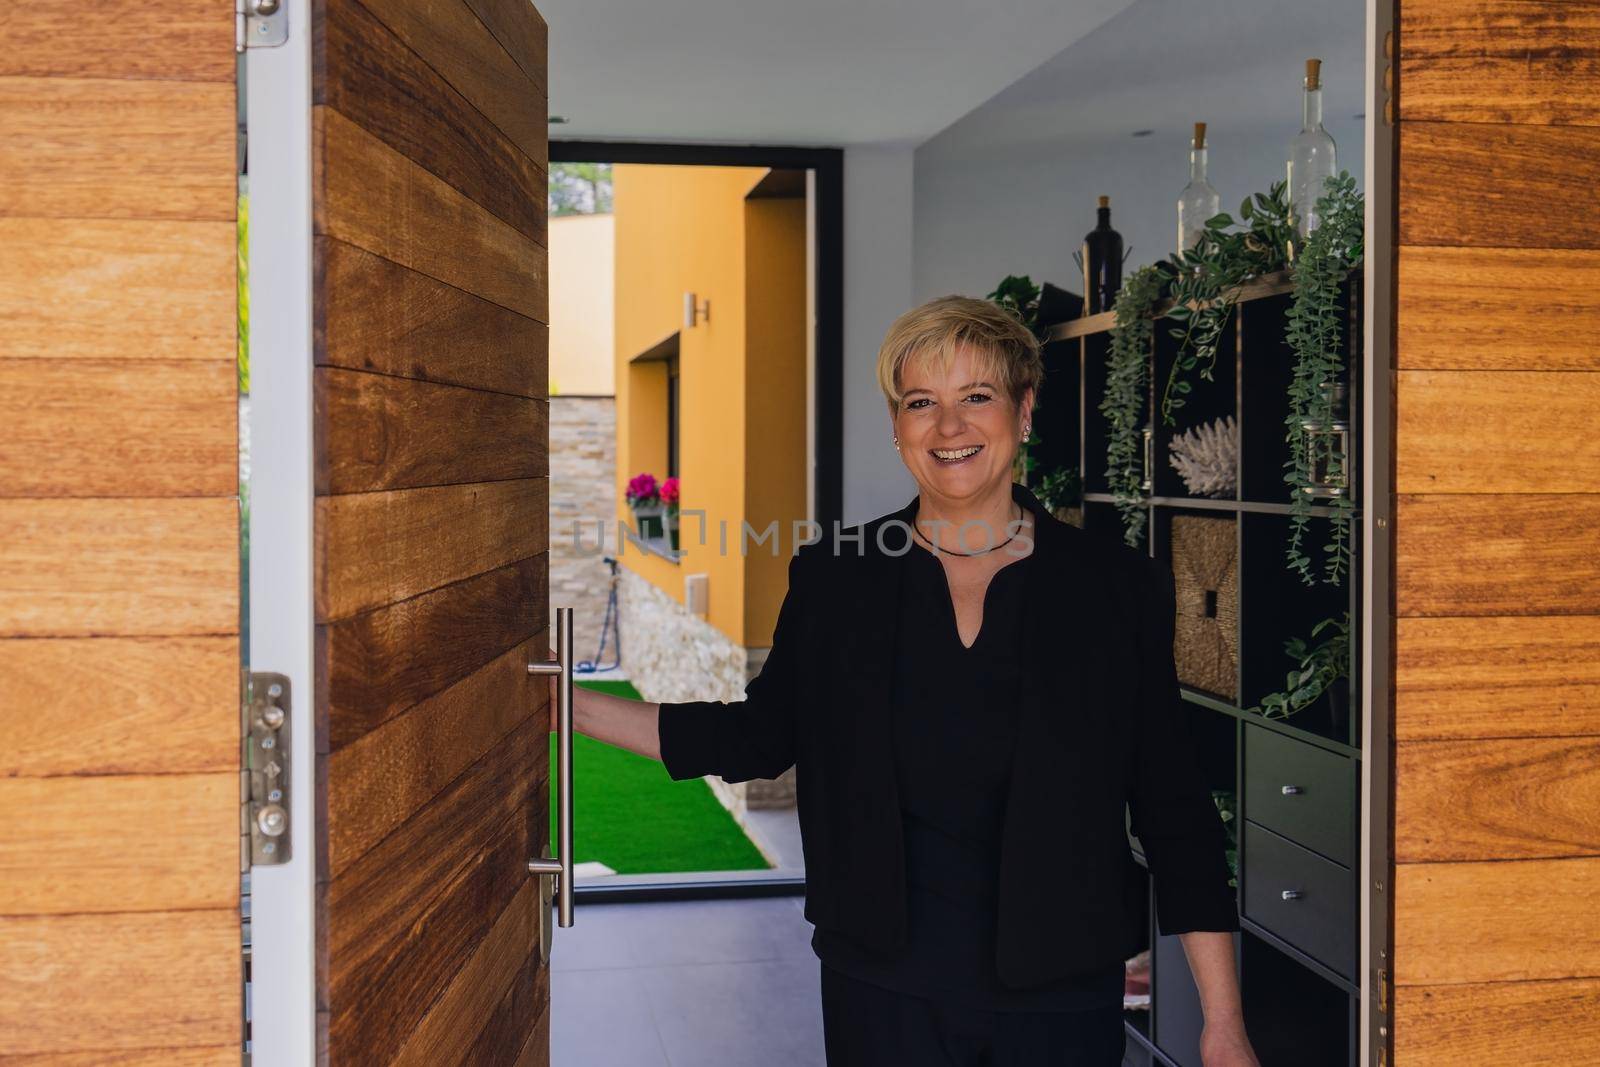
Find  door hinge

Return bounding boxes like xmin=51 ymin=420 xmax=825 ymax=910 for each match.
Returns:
xmin=241 ymin=671 xmax=292 ymax=870
xmin=237 ymin=0 xmax=288 ymax=51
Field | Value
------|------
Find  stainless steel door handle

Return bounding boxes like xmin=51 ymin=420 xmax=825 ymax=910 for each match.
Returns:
xmin=528 ymin=606 xmax=574 ymax=937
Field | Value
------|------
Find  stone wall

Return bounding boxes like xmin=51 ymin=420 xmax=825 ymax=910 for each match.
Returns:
xmin=618 ymin=568 xmax=797 ymax=818
xmin=549 ymin=396 xmax=620 ymax=666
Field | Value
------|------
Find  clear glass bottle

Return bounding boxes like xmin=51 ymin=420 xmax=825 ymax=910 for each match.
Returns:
xmin=1177 ymin=122 xmax=1220 ymax=254
xmin=1287 ymin=57 xmax=1337 ymax=241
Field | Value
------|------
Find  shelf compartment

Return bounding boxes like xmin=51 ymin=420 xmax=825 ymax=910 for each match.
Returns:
xmin=1152 ymin=306 xmax=1239 ymax=503
xmin=1240 ymin=928 xmax=1352 ymax=1067
xmin=1243 ymin=723 xmax=1357 ymax=868
xmin=1031 ymin=337 xmax=1082 ymax=500
xmin=1241 ymin=821 xmax=1356 ymax=981
xmin=1159 ymin=508 xmax=1240 ymax=704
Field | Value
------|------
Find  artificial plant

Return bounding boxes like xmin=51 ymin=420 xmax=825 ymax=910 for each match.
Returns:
xmin=1099 ymin=263 xmax=1171 ymax=547
xmin=1247 ymin=612 xmax=1350 ymax=722
xmin=1284 ymin=171 xmax=1364 ymax=587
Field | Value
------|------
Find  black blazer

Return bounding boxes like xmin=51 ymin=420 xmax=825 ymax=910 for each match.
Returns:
xmin=657 ymin=480 xmax=1239 ymax=987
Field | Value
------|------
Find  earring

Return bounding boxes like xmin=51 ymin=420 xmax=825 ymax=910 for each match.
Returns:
xmin=1021 ymin=425 xmax=1031 ymax=442
xmin=892 ymin=435 xmax=900 ymax=451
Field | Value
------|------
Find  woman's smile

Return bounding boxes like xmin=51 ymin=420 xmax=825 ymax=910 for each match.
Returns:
xmin=931 ymin=444 xmax=983 ymax=464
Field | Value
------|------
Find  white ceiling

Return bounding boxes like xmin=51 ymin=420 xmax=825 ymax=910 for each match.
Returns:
xmin=540 ymin=0 xmax=1141 ymax=146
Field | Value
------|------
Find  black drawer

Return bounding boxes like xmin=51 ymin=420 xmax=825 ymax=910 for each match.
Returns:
xmin=1242 ymin=821 xmax=1356 ymax=980
xmin=1243 ymin=724 xmax=1355 ymax=867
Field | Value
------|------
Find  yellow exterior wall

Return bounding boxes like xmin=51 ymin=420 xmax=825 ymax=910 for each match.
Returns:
xmin=548 ymin=212 xmax=615 ymax=396
xmin=742 ymin=196 xmax=809 ymax=647
xmin=612 ymin=164 xmax=808 ymax=649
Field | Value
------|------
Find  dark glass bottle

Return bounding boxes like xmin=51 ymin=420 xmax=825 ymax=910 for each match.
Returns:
xmin=1082 ymin=195 xmax=1123 ymax=315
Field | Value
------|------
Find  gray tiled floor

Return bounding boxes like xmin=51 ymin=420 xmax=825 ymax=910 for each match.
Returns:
xmin=551 ymin=895 xmax=826 ymax=1067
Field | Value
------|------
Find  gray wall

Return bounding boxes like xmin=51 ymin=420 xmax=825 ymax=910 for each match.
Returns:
xmin=841 ymin=0 xmax=1365 ymax=523
xmin=913 ymin=0 xmax=1365 ymax=303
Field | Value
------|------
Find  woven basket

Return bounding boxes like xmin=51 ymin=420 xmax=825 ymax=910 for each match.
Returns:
xmin=1053 ymin=506 xmax=1084 ymax=529
xmin=1168 ymin=515 xmax=1239 ymax=700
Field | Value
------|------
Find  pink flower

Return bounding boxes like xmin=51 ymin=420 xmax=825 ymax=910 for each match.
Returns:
xmin=660 ymin=477 xmax=680 ymax=506
xmin=626 ymin=472 xmax=659 ymax=506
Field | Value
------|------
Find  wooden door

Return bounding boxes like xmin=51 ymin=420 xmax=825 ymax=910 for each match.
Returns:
xmin=1391 ymin=2 xmax=1600 ymax=1063
xmin=310 ymin=0 xmax=552 ymax=1060
xmin=0 ymin=1 xmax=242 ymax=1062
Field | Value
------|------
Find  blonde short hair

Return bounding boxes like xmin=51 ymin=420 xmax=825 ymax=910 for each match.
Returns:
xmin=876 ymin=295 xmax=1044 ymax=412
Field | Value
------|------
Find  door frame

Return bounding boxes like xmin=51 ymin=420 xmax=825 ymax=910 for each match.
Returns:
xmin=243 ymin=9 xmax=317 ymax=1063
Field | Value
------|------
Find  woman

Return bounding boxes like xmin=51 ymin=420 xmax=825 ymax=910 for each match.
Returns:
xmin=555 ymin=296 xmax=1261 ymax=1066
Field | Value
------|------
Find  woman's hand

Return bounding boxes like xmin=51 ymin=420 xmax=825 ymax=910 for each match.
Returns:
xmin=544 ymin=646 xmax=558 ymax=733
xmin=1200 ymin=1018 xmax=1261 ymax=1067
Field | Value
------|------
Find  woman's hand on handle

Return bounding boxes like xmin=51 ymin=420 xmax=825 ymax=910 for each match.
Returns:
xmin=544 ymin=649 xmax=665 ymax=763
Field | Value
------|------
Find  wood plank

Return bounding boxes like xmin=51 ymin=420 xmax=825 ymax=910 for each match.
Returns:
xmin=320 ymin=556 xmax=544 ymax=750
xmin=461 ymin=0 xmax=549 ymax=99
xmin=1392 ymin=976 xmax=1600 ymax=1066
xmin=1395 ymin=494 xmax=1600 ymax=617
xmin=0 ymin=498 xmax=236 ymax=637
xmin=325 ymin=641 xmax=536 ymax=877
xmin=0 ymin=218 xmax=234 ymax=363
xmin=0 ymin=1047 xmax=237 ymax=1066
xmin=1399 ymin=0 xmax=1600 ymax=127
xmin=314 ymin=478 xmax=544 ymax=621
xmin=0 ymin=909 xmax=237 ymax=1056
xmin=1397 ymin=246 xmax=1600 ymax=370
xmin=1 ymin=636 xmax=237 ymax=776
xmin=0 ymin=359 xmax=235 ymax=497
xmin=0 ymin=774 xmax=236 ymax=914
xmin=391 ymin=879 xmax=540 ymax=1067
xmin=463 ymin=948 xmax=548 ymax=1067
xmin=316 ymin=237 xmax=544 ymax=397
xmin=325 ymin=719 xmax=544 ymax=1061
xmin=316 ymin=368 xmax=545 ymax=495
xmin=316 ymin=0 xmax=546 ymax=244
xmin=512 ymin=1003 xmax=551 ymax=1067
xmin=0 ymin=0 xmax=235 ymax=82
xmin=335 ymin=0 xmax=546 ymax=166
xmin=1395 ymin=737 xmax=1600 ymax=862
xmin=315 ymin=107 xmax=547 ymax=321
xmin=1399 ymin=122 xmax=1600 ymax=249
xmin=0 ymin=77 xmax=233 ymax=221
xmin=1396 ymin=616 xmax=1600 ymax=741
xmin=1394 ymin=856 xmax=1600 ymax=984
xmin=1396 ymin=370 xmax=1600 ymax=493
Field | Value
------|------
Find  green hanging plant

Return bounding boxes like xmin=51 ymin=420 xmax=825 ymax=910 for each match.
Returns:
xmin=1099 ymin=264 xmax=1170 ymax=548
xmin=986 ymin=274 xmax=1043 ymax=335
xmin=1160 ymin=182 xmax=1294 ymax=427
xmin=1246 ymin=612 xmax=1351 ymax=722
xmin=1283 ymin=172 xmax=1364 ymax=586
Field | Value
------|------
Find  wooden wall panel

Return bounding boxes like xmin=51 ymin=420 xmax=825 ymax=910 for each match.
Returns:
xmin=1400 ymin=0 xmax=1600 ymax=127
xmin=0 ymin=499 xmax=237 ymax=637
xmin=0 ymin=910 xmax=238 ymax=1057
xmin=1397 ymin=247 xmax=1600 ymax=370
xmin=0 ymin=77 xmax=234 ymax=221
xmin=0 ymin=219 xmax=235 ymax=363
xmin=316 ymin=236 xmax=546 ymax=397
xmin=315 ymin=367 xmax=545 ymax=494
xmin=315 ymin=107 xmax=548 ymax=320
xmin=314 ymin=479 xmax=545 ymax=622
xmin=319 ymin=556 xmax=543 ymax=750
xmin=1392 ymin=977 xmax=1600 ymax=1066
xmin=0 ymin=3 xmax=239 ymax=1057
xmin=0 ymin=359 xmax=236 ymax=496
xmin=1395 ymin=616 xmax=1600 ymax=742
xmin=1396 ymin=370 xmax=1600 ymax=493
xmin=1395 ymin=4 xmax=1600 ymax=1060
xmin=312 ymin=0 xmax=549 ymax=1059
xmin=1394 ymin=736 xmax=1600 ymax=862
xmin=1395 ymin=494 xmax=1600 ymax=617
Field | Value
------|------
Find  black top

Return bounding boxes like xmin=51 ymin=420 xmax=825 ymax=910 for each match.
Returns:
xmin=811 ymin=533 xmax=1125 ymax=1011
xmin=657 ymin=481 xmax=1240 ymax=989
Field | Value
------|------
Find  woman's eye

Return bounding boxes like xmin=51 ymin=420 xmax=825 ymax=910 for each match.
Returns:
xmin=907 ymin=398 xmax=931 ymax=409
xmin=965 ymin=392 xmax=993 ymax=404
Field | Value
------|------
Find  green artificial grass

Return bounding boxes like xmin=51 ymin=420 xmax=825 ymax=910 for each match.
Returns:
xmin=549 ymin=678 xmax=772 ymax=874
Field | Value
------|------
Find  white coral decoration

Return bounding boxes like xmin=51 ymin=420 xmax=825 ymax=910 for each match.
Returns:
xmin=1169 ymin=414 xmax=1238 ymax=497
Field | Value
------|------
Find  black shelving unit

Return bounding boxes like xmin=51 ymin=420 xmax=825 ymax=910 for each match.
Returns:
xmin=1043 ymin=270 xmax=1363 ymax=1067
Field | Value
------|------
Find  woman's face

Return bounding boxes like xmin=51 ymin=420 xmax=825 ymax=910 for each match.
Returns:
xmin=892 ymin=344 xmax=1033 ymax=503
